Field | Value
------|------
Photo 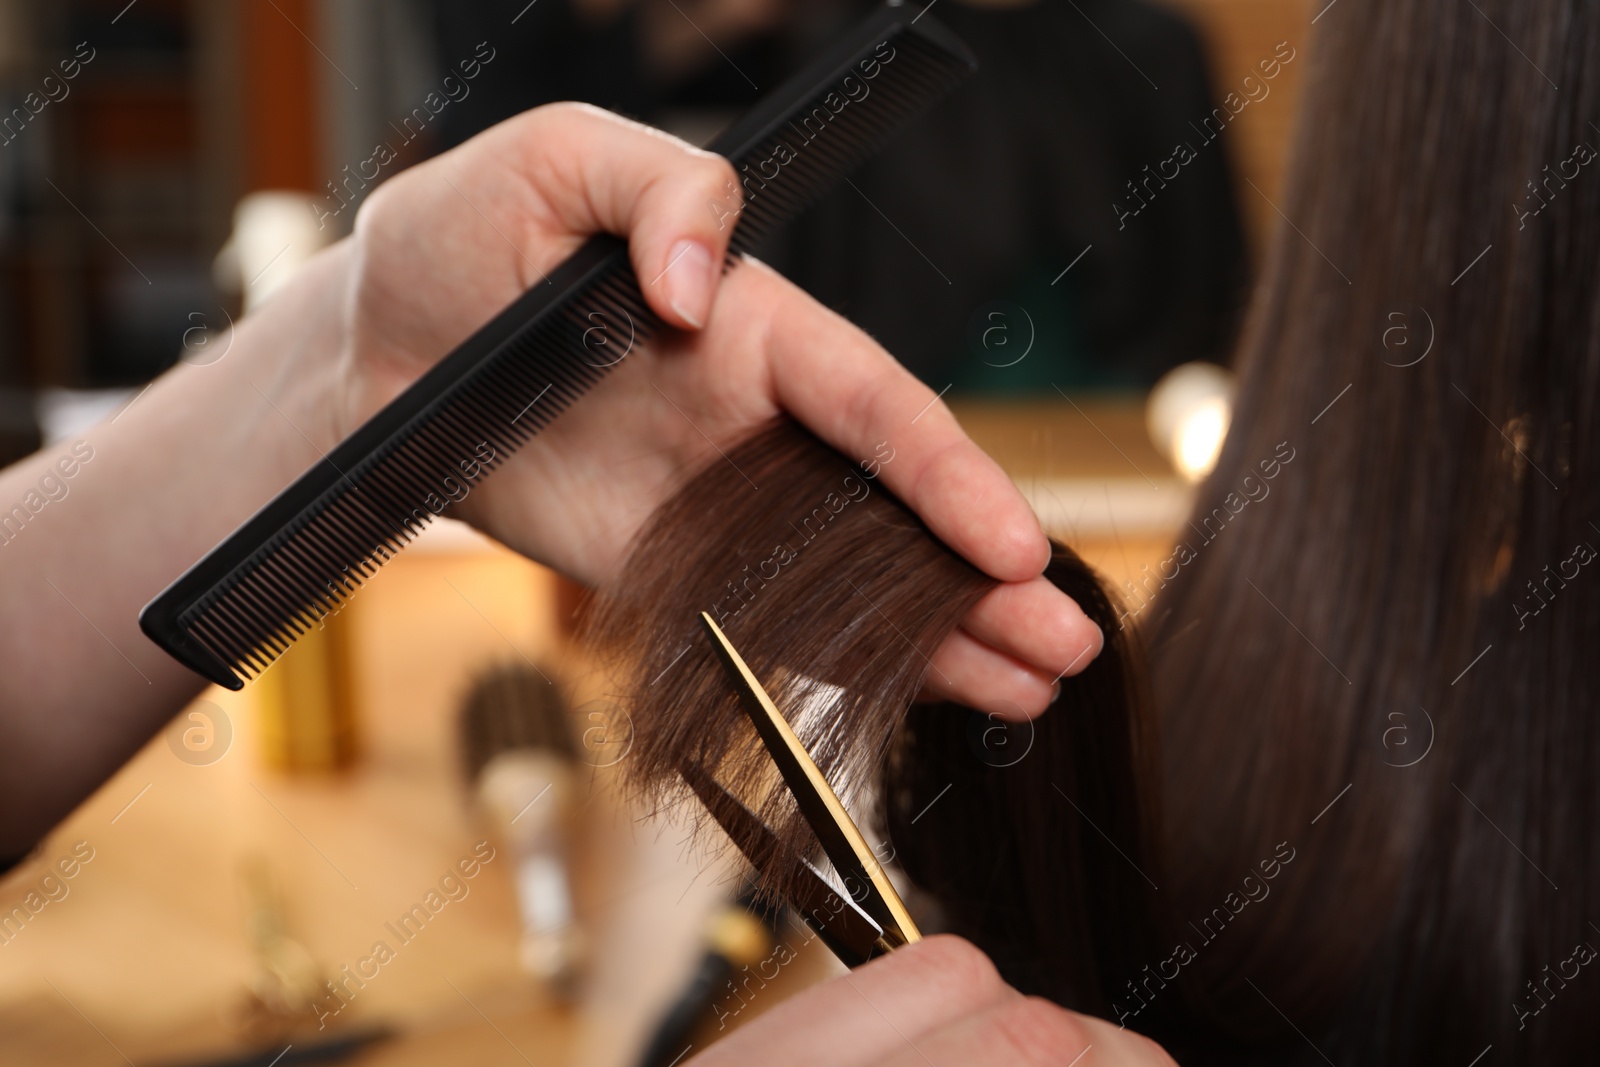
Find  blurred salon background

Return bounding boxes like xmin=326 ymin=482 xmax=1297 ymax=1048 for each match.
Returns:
xmin=0 ymin=1 xmax=1308 ymax=1065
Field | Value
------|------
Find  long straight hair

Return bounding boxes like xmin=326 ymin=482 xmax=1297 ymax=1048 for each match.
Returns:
xmin=1140 ymin=0 xmax=1600 ymax=1060
xmin=587 ymin=0 xmax=1600 ymax=1060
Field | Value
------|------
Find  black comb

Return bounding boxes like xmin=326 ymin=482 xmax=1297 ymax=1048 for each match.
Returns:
xmin=141 ymin=2 xmax=975 ymax=690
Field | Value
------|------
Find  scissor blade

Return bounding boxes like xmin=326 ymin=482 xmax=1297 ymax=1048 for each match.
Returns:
xmin=698 ymin=612 xmax=920 ymax=948
xmin=678 ymin=761 xmax=893 ymax=967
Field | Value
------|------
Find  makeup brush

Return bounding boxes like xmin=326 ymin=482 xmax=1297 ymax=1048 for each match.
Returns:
xmin=458 ymin=663 xmax=583 ymax=993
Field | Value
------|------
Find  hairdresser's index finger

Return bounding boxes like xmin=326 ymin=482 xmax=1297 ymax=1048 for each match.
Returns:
xmin=751 ymin=260 xmax=1049 ymax=583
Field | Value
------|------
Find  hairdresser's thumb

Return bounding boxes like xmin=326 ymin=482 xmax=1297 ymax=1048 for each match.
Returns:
xmin=629 ymin=155 xmax=741 ymax=332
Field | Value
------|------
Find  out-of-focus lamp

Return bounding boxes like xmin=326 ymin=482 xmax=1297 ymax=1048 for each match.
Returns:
xmin=1145 ymin=362 xmax=1236 ymax=483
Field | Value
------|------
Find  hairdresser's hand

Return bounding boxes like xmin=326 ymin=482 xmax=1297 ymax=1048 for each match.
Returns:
xmin=336 ymin=103 xmax=1101 ymax=717
xmin=686 ymin=936 xmax=1173 ymax=1067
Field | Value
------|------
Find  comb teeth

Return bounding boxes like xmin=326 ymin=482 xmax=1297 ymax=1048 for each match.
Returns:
xmin=141 ymin=4 xmax=976 ymax=690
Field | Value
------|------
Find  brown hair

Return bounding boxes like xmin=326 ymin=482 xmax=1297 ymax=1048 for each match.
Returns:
xmin=1136 ymin=0 xmax=1600 ymax=1059
xmin=588 ymin=0 xmax=1600 ymax=1059
xmin=584 ymin=418 xmax=1163 ymax=1016
xmin=584 ymin=419 xmax=1008 ymax=899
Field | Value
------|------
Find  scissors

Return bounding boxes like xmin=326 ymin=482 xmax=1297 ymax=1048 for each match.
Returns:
xmin=685 ymin=612 xmax=922 ymax=968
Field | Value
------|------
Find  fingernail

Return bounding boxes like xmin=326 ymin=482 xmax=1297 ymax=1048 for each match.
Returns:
xmin=1049 ymin=680 xmax=1063 ymax=705
xmin=662 ymin=239 xmax=714 ymax=329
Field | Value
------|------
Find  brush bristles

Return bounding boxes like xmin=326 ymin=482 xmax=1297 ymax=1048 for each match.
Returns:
xmin=459 ymin=664 xmax=576 ymax=783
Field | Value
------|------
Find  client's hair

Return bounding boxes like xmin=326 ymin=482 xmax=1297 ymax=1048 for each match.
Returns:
xmin=588 ymin=0 xmax=1600 ymax=1061
xmin=1137 ymin=0 xmax=1600 ymax=1060
xmin=584 ymin=421 xmax=1161 ymax=1014
xmin=583 ymin=419 xmax=1001 ymax=877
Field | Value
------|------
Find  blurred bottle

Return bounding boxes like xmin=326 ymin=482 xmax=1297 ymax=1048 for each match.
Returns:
xmin=253 ymin=618 xmax=360 ymax=772
xmin=218 ymin=191 xmax=359 ymax=773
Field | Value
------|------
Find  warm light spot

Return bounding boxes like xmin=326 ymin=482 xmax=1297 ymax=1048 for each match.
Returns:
xmin=1173 ymin=397 xmax=1231 ymax=482
xmin=1146 ymin=362 xmax=1235 ymax=484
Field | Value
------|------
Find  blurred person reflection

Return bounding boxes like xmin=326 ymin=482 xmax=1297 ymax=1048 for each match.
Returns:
xmin=426 ymin=0 xmax=1248 ymax=391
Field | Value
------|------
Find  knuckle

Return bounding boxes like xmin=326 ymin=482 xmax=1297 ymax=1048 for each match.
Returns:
xmin=911 ymin=935 xmax=1005 ymax=999
xmin=698 ymin=151 xmax=738 ymax=193
xmin=1130 ymin=1031 xmax=1178 ymax=1066
xmin=528 ymin=99 xmax=601 ymax=132
xmin=351 ymin=171 xmax=401 ymax=237
xmin=502 ymin=101 xmax=611 ymax=156
xmin=683 ymin=150 xmax=740 ymax=220
xmin=995 ymin=997 xmax=1091 ymax=1065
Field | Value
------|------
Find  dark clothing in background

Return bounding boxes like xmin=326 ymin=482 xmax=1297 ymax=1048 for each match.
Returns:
xmin=429 ymin=1 xmax=654 ymax=135
xmin=428 ymin=0 xmax=1247 ymax=391
xmin=768 ymin=1 xmax=1248 ymax=390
